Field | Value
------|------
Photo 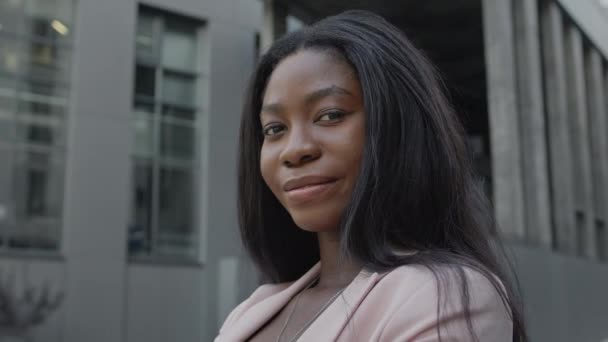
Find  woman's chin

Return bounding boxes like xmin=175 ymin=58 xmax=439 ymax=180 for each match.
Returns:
xmin=290 ymin=215 xmax=340 ymax=234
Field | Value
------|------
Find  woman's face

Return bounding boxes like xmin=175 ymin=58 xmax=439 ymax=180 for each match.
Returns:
xmin=260 ymin=50 xmax=365 ymax=232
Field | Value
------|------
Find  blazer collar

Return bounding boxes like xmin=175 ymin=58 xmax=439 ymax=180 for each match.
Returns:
xmin=221 ymin=262 xmax=321 ymax=341
xmin=222 ymin=261 xmax=385 ymax=341
xmin=297 ymin=267 xmax=381 ymax=341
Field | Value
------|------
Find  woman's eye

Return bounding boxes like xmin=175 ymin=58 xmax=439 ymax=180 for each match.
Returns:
xmin=263 ymin=124 xmax=285 ymax=137
xmin=317 ymin=111 xmax=346 ymax=122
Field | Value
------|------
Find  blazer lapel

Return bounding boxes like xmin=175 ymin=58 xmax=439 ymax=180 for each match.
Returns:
xmin=220 ymin=262 xmax=322 ymax=341
xmin=297 ymin=268 xmax=385 ymax=341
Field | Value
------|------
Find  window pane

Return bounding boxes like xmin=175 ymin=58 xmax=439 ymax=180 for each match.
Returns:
xmin=133 ymin=111 xmax=154 ymax=157
xmin=162 ymin=104 xmax=195 ymax=121
xmin=157 ymin=166 xmax=195 ymax=258
xmin=21 ymin=43 xmax=72 ymax=85
xmin=16 ymin=117 xmax=63 ymax=146
xmin=11 ymin=149 xmax=63 ymax=250
xmin=21 ymin=42 xmax=71 ymax=80
xmin=0 ymin=0 xmax=25 ymax=35
xmin=160 ymin=120 xmax=194 ymax=160
xmin=0 ymin=117 xmax=16 ymax=142
xmin=129 ymin=161 xmax=153 ymax=256
xmin=0 ymin=147 xmax=16 ymax=248
xmin=134 ymin=99 xmax=154 ymax=114
xmin=162 ymin=22 xmax=197 ymax=71
xmin=135 ymin=64 xmax=156 ymax=97
xmin=0 ymin=83 xmax=17 ymax=114
xmin=20 ymin=79 xmax=69 ymax=99
xmin=18 ymin=98 xmax=65 ymax=118
xmin=25 ymin=16 xmax=70 ymax=42
xmin=0 ymin=37 xmax=22 ymax=74
xmin=17 ymin=80 xmax=69 ymax=119
xmin=26 ymin=0 xmax=74 ymax=27
xmin=136 ymin=12 xmax=158 ymax=62
xmin=162 ymin=71 xmax=195 ymax=107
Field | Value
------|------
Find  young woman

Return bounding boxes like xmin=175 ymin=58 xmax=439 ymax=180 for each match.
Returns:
xmin=215 ymin=10 xmax=527 ymax=342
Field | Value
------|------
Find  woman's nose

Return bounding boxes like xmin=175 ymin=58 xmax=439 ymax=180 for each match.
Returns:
xmin=280 ymin=126 xmax=321 ymax=167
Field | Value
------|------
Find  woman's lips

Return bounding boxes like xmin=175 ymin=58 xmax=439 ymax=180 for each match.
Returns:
xmin=284 ymin=179 xmax=338 ymax=204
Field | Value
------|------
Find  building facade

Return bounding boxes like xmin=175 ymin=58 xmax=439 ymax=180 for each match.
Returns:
xmin=0 ymin=0 xmax=606 ymax=341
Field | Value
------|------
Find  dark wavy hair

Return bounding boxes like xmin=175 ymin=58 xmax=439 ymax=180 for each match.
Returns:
xmin=237 ymin=10 xmax=527 ymax=342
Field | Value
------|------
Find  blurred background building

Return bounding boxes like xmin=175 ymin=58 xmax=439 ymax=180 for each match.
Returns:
xmin=0 ymin=0 xmax=606 ymax=341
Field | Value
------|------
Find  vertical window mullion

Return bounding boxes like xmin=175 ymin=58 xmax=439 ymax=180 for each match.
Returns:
xmin=7 ymin=2 xmax=26 ymax=249
xmin=150 ymin=15 xmax=164 ymax=255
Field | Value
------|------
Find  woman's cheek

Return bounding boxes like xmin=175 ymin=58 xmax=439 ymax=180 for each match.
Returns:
xmin=260 ymin=146 xmax=280 ymax=194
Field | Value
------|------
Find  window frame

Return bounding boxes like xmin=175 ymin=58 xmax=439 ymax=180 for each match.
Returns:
xmin=0 ymin=0 xmax=74 ymax=254
xmin=129 ymin=6 xmax=206 ymax=263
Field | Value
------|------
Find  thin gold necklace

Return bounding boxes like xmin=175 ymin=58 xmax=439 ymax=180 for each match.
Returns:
xmin=275 ymin=277 xmax=345 ymax=342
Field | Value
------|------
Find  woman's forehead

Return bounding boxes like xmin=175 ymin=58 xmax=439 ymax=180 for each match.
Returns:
xmin=263 ymin=50 xmax=359 ymax=105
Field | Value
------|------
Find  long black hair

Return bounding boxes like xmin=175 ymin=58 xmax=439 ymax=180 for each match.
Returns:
xmin=237 ymin=10 xmax=527 ymax=342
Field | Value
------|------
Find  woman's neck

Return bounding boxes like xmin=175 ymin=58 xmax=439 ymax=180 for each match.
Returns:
xmin=316 ymin=231 xmax=362 ymax=290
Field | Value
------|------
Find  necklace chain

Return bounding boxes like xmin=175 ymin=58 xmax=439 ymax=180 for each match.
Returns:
xmin=275 ymin=277 xmax=345 ymax=342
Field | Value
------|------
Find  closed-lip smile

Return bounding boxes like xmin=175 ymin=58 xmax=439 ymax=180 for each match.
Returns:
xmin=283 ymin=175 xmax=338 ymax=192
xmin=282 ymin=175 xmax=339 ymax=204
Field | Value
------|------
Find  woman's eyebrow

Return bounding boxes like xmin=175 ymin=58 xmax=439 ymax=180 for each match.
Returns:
xmin=260 ymin=85 xmax=353 ymax=116
xmin=304 ymin=85 xmax=352 ymax=105
xmin=260 ymin=102 xmax=284 ymax=115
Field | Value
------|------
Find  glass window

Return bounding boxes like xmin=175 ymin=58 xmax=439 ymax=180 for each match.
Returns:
xmin=25 ymin=0 xmax=74 ymax=30
xmin=160 ymin=120 xmax=195 ymax=160
xmin=0 ymin=0 xmax=25 ymax=35
xmin=157 ymin=166 xmax=195 ymax=258
xmin=0 ymin=0 xmax=74 ymax=252
xmin=135 ymin=64 xmax=156 ymax=97
xmin=0 ymin=38 xmax=22 ymax=74
xmin=25 ymin=42 xmax=71 ymax=71
xmin=162 ymin=104 xmax=195 ymax=121
xmin=0 ymin=84 xmax=17 ymax=114
xmin=11 ymin=149 xmax=63 ymax=250
xmin=130 ymin=6 xmax=204 ymax=260
xmin=162 ymin=22 xmax=197 ymax=71
xmin=0 ymin=147 xmax=16 ymax=248
xmin=18 ymin=97 xmax=66 ymax=118
xmin=5 ymin=41 xmax=72 ymax=88
xmin=133 ymin=111 xmax=154 ymax=157
xmin=128 ymin=160 xmax=153 ymax=256
xmin=20 ymin=79 xmax=69 ymax=99
xmin=16 ymin=117 xmax=64 ymax=147
xmin=162 ymin=71 xmax=195 ymax=107
xmin=0 ymin=118 xmax=15 ymax=142
xmin=136 ymin=12 xmax=158 ymax=63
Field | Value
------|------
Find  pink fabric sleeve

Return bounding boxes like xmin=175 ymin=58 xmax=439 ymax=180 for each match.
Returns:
xmin=378 ymin=268 xmax=513 ymax=341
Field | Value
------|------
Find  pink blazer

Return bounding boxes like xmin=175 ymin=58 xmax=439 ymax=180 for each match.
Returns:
xmin=215 ymin=262 xmax=513 ymax=341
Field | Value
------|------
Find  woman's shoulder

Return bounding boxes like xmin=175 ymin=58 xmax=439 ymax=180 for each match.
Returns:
xmin=379 ymin=261 xmax=506 ymax=292
xmin=368 ymin=262 xmax=513 ymax=341
xmin=374 ymin=261 xmax=510 ymax=311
